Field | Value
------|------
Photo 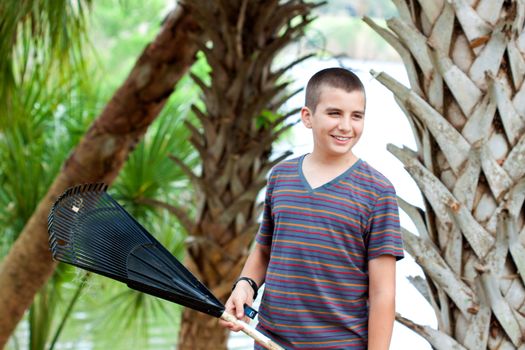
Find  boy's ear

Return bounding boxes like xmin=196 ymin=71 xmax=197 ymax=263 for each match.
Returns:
xmin=300 ymin=107 xmax=313 ymax=129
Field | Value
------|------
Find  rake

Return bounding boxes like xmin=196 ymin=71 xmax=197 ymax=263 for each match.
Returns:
xmin=47 ymin=183 xmax=282 ymax=350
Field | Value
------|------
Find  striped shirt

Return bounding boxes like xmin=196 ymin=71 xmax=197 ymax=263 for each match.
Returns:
xmin=254 ymin=155 xmax=404 ymax=349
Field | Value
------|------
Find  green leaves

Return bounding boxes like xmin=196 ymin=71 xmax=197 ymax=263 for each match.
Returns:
xmin=0 ymin=71 xmax=95 ymax=255
xmin=1 ymin=2 xmax=201 ymax=348
xmin=112 ymin=74 xmax=199 ymax=220
xmin=256 ymin=109 xmax=281 ymax=130
xmin=0 ymin=0 xmax=93 ymax=107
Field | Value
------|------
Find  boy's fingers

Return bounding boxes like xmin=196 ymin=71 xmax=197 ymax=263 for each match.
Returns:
xmin=218 ymin=317 xmax=243 ymax=332
xmin=218 ymin=318 xmax=232 ymax=327
xmin=219 ymin=317 xmax=243 ymax=332
xmin=234 ymin=298 xmax=245 ymax=319
xmin=220 ymin=297 xmax=241 ymax=330
xmin=220 ymin=288 xmax=253 ymax=331
xmin=227 ymin=320 xmax=241 ymax=331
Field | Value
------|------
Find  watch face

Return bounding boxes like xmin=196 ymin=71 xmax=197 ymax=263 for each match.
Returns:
xmin=244 ymin=304 xmax=258 ymax=319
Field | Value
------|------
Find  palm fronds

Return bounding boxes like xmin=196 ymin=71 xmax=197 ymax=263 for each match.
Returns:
xmin=0 ymin=0 xmax=92 ymax=107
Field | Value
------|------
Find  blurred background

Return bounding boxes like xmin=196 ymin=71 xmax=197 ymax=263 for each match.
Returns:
xmin=2 ymin=1 xmax=429 ymax=349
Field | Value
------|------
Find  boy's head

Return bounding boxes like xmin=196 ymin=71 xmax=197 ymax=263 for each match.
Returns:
xmin=301 ymin=67 xmax=366 ymax=161
xmin=305 ymin=67 xmax=365 ymax=113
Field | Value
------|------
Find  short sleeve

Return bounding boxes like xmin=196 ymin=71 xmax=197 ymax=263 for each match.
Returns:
xmin=255 ymin=170 xmax=276 ymax=247
xmin=366 ymin=185 xmax=404 ymax=261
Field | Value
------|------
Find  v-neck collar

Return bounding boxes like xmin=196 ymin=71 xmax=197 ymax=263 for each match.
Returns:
xmin=298 ymin=154 xmax=362 ymax=192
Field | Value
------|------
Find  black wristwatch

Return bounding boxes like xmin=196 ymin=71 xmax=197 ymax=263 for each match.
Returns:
xmin=232 ymin=276 xmax=258 ymax=300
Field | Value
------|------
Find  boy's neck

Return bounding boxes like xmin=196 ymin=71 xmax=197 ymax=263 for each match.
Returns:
xmin=307 ymin=151 xmax=358 ymax=169
xmin=302 ymin=152 xmax=359 ymax=190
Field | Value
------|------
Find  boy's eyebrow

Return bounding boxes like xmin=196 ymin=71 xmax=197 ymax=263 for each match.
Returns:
xmin=324 ymin=106 xmax=365 ymax=114
xmin=324 ymin=107 xmax=342 ymax=112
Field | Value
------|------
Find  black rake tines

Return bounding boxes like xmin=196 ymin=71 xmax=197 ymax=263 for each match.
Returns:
xmin=47 ymin=183 xmax=225 ymax=318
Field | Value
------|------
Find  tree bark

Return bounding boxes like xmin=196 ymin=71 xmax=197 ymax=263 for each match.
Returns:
xmin=366 ymin=1 xmax=525 ymax=348
xmin=178 ymin=309 xmax=229 ymax=350
xmin=0 ymin=6 xmax=202 ymax=348
xmin=174 ymin=1 xmax=319 ymax=348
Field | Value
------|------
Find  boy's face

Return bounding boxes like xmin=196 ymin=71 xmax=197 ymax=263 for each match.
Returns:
xmin=301 ymin=86 xmax=365 ymax=160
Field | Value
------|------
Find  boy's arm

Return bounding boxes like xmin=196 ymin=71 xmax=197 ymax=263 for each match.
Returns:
xmin=219 ymin=242 xmax=271 ymax=331
xmin=239 ymin=242 xmax=271 ymax=289
xmin=367 ymin=255 xmax=396 ymax=350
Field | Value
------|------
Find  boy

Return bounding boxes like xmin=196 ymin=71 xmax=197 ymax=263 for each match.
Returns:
xmin=221 ymin=67 xmax=404 ymax=349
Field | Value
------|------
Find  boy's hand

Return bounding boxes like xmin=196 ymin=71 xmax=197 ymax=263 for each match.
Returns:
xmin=219 ymin=281 xmax=255 ymax=332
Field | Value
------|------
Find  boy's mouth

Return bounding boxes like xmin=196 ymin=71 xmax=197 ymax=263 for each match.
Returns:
xmin=332 ymin=135 xmax=351 ymax=141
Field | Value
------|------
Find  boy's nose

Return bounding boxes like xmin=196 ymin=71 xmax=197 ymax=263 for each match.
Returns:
xmin=338 ymin=116 xmax=351 ymax=131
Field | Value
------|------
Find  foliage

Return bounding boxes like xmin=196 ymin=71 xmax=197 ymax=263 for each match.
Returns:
xmin=0 ymin=0 xmax=92 ymax=109
xmin=0 ymin=64 xmax=97 ymax=258
xmin=1 ymin=64 xmax=100 ymax=350
xmin=59 ymin=65 xmax=204 ymax=347
xmin=87 ymin=0 xmax=169 ymax=97
xmin=2 ymin=0 xmax=203 ymax=349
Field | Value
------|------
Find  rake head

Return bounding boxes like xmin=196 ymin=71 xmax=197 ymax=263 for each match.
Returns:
xmin=47 ymin=183 xmax=224 ymax=318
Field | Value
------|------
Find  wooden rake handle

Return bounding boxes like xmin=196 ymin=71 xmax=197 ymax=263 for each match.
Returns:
xmin=220 ymin=311 xmax=284 ymax=350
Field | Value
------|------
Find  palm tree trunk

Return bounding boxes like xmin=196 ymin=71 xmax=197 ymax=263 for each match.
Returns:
xmin=366 ymin=0 xmax=525 ymax=348
xmin=173 ymin=1 xmax=320 ymax=348
xmin=178 ymin=309 xmax=229 ymax=350
xmin=0 ymin=6 xmax=203 ymax=348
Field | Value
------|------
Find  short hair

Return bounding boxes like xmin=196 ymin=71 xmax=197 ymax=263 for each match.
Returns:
xmin=305 ymin=68 xmax=365 ymax=112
